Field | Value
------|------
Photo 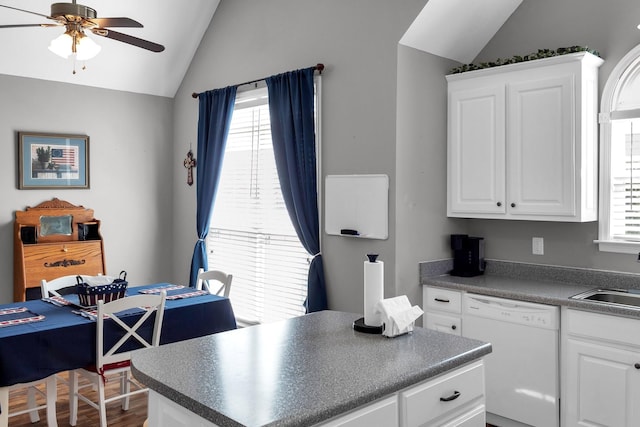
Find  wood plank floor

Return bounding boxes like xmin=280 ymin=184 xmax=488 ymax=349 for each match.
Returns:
xmin=7 ymin=372 xmax=147 ymax=427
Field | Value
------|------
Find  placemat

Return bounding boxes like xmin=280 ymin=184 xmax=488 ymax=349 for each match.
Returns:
xmin=42 ymin=296 xmax=72 ymax=306
xmin=138 ymin=285 xmax=185 ymax=294
xmin=166 ymin=289 xmax=209 ymax=300
xmin=138 ymin=285 xmax=209 ymax=300
xmin=0 ymin=307 xmax=45 ymax=327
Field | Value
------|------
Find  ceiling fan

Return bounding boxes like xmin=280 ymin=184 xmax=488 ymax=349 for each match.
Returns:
xmin=0 ymin=1 xmax=164 ymax=60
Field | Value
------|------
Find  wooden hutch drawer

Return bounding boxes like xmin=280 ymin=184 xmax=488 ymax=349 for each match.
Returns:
xmin=22 ymin=241 xmax=104 ymax=289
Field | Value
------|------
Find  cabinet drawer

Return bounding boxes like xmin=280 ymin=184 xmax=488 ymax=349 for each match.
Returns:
xmin=565 ymin=309 xmax=640 ymax=347
xmin=425 ymin=313 xmax=461 ymax=336
xmin=22 ymin=241 xmax=104 ymax=288
xmin=400 ymin=361 xmax=484 ymax=427
xmin=424 ymin=287 xmax=462 ymax=314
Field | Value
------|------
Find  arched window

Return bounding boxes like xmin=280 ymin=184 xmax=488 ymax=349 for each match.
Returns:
xmin=598 ymin=43 xmax=640 ymax=253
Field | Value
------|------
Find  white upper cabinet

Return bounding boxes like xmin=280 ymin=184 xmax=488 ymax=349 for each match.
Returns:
xmin=447 ymin=52 xmax=603 ymax=221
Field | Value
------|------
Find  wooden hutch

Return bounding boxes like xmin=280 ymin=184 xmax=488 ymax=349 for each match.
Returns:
xmin=13 ymin=198 xmax=106 ymax=301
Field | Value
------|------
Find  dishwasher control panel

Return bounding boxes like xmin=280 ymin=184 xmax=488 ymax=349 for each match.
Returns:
xmin=463 ymin=294 xmax=559 ymax=329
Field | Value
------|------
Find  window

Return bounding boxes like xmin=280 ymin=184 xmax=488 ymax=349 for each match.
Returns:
xmin=597 ymin=43 xmax=640 ymax=253
xmin=207 ymin=87 xmax=313 ymax=325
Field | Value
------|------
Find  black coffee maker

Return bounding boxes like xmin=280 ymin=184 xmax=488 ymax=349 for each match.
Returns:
xmin=450 ymin=234 xmax=485 ymax=277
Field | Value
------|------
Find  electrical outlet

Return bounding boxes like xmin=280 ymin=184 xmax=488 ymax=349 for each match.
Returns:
xmin=532 ymin=237 xmax=544 ymax=255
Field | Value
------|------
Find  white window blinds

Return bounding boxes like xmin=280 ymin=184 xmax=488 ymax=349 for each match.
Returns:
xmin=207 ymin=88 xmax=309 ymax=326
xmin=610 ymin=118 xmax=640 ymax=239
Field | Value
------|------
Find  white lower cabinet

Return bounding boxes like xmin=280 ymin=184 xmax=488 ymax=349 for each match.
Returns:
xmin=147 ymin=361 xmax=485 ymax=427
xmin=425 ymin=312 xmax=462 ymax=336
xmin=423 ymin=286 xmax=462 ymax=336
xmin=562 ymin=309 xmax=640 ymax=427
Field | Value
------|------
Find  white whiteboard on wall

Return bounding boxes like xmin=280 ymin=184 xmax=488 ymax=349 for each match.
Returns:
xmin=324 ymin=174 xmax=389 ymax=239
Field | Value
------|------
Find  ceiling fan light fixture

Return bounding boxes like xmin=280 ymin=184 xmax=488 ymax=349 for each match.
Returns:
xmin=48 ymin=28 xmax=101 ymax=61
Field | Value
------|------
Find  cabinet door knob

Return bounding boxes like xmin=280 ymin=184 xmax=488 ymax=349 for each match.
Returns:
xmin=496 ymin=202 xmax=502 ymax=207
xmin=635 ymin=363 xmax=640 ymax=369
xmin=451 ymin=325 xmax=457 ymax=330
xmin=511 ymin=203 xmax=516 ymax=208
xmin=62 ymin=245 xmax=68 ymax=252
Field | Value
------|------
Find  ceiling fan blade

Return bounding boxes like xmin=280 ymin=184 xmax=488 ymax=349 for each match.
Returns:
xmin=92 ymin=28 xmax=164 ymax=52
xmin=0 ymin=4 xmax=52 ymax=20
xmin=0 ymin=23 xmax=60 ymax=29
xmin=88 ymin=17 xmax=143 ymax=28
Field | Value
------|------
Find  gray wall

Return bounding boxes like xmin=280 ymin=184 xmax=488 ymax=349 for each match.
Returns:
xmin=466 ymin=0 xmax=640 ymax=273
xmin=0 ymin=75 xmax=174 ymax=303
xmin=171 ymin=0 xmax=428 ymax=314
xmin=395 ymin=45 xmax=464 ymax=310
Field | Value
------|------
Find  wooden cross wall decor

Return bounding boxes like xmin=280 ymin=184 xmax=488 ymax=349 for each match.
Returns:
xmin=183 ymin=149 xmax=197 ymax=186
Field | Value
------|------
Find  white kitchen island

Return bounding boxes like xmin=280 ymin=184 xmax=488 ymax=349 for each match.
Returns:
xmin=131 ymin=310 xmax=491 ymax=427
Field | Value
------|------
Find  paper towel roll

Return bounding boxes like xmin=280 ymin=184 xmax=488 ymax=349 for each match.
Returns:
xmin=364 ymin=257 xmax=383 ymax=326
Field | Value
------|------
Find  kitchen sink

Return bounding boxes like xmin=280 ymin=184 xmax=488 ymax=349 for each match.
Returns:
xmin=570 ymin=288 xmax=640 ymax=309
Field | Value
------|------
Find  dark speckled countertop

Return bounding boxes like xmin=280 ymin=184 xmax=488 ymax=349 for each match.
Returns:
xmin=131 ymin=310 xmax=491 ymax=427
xmin=421 ymin=259 xmax=640 ymax=319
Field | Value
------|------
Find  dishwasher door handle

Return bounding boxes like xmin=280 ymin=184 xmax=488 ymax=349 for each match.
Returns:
xmin=468 ymin=296 xmax=532 ymax=311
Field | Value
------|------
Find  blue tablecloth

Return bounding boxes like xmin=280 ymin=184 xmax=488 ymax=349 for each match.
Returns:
xmin=0 ymin=283 xmax=236 ymax=387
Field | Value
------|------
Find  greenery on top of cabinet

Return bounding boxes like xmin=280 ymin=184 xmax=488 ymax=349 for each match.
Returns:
xmin=449 ymin=46 xmax=600 ymax=74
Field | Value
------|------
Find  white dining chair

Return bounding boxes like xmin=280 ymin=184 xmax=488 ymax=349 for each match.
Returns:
xmin=0 ymin=376 xmax=58 ymax=427
xmin=196 ymin=268 xmax=233 ymax=298
xmin=41 ymin=274 xmax=95 ymax=298
xmin=69 ymin=291 xmax=166 ymax=427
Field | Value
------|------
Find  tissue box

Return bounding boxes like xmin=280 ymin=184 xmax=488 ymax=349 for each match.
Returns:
xmin=376 ymin=295 xmax=424 ymax=338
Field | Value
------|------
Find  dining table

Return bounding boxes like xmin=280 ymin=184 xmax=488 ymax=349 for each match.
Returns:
xmin=0 ymin=282 xmax=236 ymax=423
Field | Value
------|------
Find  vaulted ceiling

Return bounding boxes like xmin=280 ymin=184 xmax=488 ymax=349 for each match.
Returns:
xmin=0 ymin=0 xmax=521 ymax=99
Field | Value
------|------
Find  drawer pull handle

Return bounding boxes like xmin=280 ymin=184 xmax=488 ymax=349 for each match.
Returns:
xmin=440 ymin=391 xmax=460 ymax=402
xmin=44 ymin=259 xmax=86 ymax=268
xmin=635 ymin=363 xmax=640 ymax=370
xmin=434 ymin=298 xmax=450 ymax=303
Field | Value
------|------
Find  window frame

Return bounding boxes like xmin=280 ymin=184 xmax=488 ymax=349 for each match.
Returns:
xmin=597 ymin=43 xmax=640 ymax=253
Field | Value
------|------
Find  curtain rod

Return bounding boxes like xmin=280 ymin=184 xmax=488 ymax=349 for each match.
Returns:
xmin=191 ymin=63 xmax=324 ymax=99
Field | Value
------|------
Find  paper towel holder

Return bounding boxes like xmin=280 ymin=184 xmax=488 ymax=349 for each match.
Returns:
xmin=353 ymin=317 xmax=383 ymax=334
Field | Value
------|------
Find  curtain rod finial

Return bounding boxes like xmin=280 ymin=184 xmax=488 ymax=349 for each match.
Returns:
xmin=192 ymin=92 xmax=199 ymax=98
xmin=316 ymin=63 xmax=324 ymax=73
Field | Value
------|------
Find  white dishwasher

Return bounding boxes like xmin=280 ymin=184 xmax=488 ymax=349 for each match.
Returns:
xmin=462 ymin=293 xmax=559 ymax=427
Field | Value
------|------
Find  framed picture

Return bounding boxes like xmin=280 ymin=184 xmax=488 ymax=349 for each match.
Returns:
xmin=18 ymin=132 xmax=89 ymax=189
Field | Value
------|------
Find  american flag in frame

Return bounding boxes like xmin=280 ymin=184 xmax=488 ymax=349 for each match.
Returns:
xmin=17 ymin=132 xmax=89 ymax=189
